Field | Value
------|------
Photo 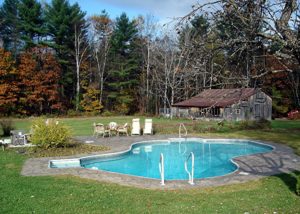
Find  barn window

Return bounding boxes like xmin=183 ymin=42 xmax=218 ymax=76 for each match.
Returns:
xmin=236 ymin=109 xmax=241 ymax=114
xmin=209 ymin=107 xmax=221 ymax=117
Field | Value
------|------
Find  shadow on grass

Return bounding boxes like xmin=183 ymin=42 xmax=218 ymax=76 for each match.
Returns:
xmin=274 ymin=171 xmax=300 ymax=195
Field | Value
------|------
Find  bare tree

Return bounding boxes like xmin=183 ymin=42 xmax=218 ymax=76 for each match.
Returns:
xmin=88 ymin=13 xmax=113 ymax=105
xmin=74 ymin=24 xmax=89 ymax=111
xmin=137 ymin=14 xmax=158 ymax=113
xmin=176 ymin=0 xmax=300 ymax=107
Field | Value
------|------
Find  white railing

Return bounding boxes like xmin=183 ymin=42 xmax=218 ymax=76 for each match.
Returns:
xmin=159 ymin=153 xmax=165 ymax=186
xmin=184 ymin=152 xmax=195 ymax=185
xmin=179 ymin=123 xmax=187 ymax=138
xmin=178 ymin=140 xmax=187 ymax=155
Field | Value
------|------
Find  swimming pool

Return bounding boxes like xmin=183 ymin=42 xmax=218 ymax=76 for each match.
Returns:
xmin=50 ymin=139 xmax=273 ymax=180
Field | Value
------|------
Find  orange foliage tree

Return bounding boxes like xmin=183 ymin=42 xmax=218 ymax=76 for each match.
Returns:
xmin=17 ymin=48 xmax=63 ymax=115
xmin=0 ymin=49 xmax=18 ymax=115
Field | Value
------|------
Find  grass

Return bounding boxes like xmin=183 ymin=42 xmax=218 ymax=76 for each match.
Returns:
xmin=6 ymin=116 xmax=300 ymax=134
xmin=7 ymin=116 xmax=192 ymax=136
xmin=0 ymin=116 xmax=300 ymax=213
xmin=17 ymin=143 xmax=109 ymax=158
xmin=4 ymin=116 xmax=300 ymax=155
xmin=0 ymin=150 xmax=299 ymax=213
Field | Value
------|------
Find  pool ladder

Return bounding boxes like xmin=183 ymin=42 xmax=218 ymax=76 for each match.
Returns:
xmin=179 ymin=123 xmax=187 ymax=138
xmin=185 ymin=152 xmax=195 ymax=185
xmin=159 ymin=153 xmax=165 ymax=186
xmin=159 ymin=150 xmax=195 ymax=186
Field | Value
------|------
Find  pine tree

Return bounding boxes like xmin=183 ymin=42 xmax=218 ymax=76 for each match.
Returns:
xmin=18 ymin=0 xmax=45 ymax=49
xmin=45 ymin=0 xmax=86 ymax=106
xmin=0 ymin=0 xmax=21 ymax=57
xmin=107 ymin=13 xmax=140 ymax=114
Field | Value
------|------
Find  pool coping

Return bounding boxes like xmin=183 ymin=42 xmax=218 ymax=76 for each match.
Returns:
xmin=21 ymin=136 xmax=300 ymax=189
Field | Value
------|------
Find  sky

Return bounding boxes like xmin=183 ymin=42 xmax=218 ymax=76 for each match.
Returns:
xmin=0 ymin=0 xmax=203 ymax=24
xmin=69 ymin=0 xmax=199 ymax=23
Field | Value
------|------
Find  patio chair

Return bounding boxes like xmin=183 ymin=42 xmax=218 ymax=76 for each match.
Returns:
xmin=108 ymin=122 xmax=118 ymax=136
xmin=93 ymin=123 xmax=110 ymax=138
xmin=143 ymin=119 xmax=153 ymax=135
xmin=131 ymin=118 xmax=141 ymax=136
xmin=10 ymin=130 xmax=28 ymax=145
xmin=117 ymin=123 xmax=129 ymax=136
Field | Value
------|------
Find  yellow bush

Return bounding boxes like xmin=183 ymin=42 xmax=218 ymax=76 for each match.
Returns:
xmin=30 ymin=118 xmax=72 ymax=148
xmin=80 ymin=88 xmax=103 ymax=112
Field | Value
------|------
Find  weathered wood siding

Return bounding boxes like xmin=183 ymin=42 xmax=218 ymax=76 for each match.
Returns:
xmin=223 ymin=91 xmax=272 ymax=121
xmin=172 ymin=91 xmax=272 ymax=121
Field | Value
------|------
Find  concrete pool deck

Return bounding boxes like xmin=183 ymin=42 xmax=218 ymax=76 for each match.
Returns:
xmin=21 ymin=135 xmax=300 ymax=189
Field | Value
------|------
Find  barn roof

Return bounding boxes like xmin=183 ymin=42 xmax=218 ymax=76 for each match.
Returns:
xmin=173 ymin=88 xmax=258 ymax=108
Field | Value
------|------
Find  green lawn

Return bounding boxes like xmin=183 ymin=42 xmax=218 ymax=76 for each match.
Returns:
xmin=0 ymin=150 xmax=299 ymax=213
xmin=1 ymin=117 xmax=300 ymax=213
xmin=10 ymin=116 xmax=192 ymax=136
xmin=7 ymin=116 xmax=300 ymax=155
xmin=8 ymin=116 xmax=300 ymax=134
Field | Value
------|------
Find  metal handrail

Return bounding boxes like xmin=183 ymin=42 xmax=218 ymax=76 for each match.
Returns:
xmin=159 ymin=153 xmax=165 ymax=186
xmin=179 ymin=123 xmax=187 ymax=138
xmin=184 ymin=152 xmax=195 ymax=185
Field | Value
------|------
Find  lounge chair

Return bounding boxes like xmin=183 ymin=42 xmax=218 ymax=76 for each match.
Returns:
xmin=117 ymin=123 xmax=129 ymax=136
xmin=93 ymin=123 xmax=110 ymax=138
xmin=131 ymin=118 xmax=141 ymax=135
xmin=143 ymin=119 xmax=153 ymax=135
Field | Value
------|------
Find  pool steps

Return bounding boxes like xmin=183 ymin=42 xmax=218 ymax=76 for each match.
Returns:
xmin=49 ymin=159 xmax=81 ymax=168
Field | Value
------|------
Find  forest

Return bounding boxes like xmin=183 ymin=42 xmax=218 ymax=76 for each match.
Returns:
xmin=0 ymin=0 xmax=299 ymax=117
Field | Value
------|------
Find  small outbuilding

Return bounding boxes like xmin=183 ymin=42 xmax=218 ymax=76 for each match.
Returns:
xmin=172 ymin=88 xmax=272 ymax=121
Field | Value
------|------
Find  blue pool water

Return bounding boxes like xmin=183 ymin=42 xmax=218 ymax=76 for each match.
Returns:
xmin=80 ymin=139 xmax=273 ymax=180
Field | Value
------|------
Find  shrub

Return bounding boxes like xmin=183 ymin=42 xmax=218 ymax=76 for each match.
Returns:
xmin=114 ymin=103 xmax=130 ymax=115
xmin=66 ymin=109 xmax=81 ymax=117
xmin=30 ymin=118 xmax=72 ymax=149
xmin=80 ymin=87 xmax=103 ymax=113
xmin=102 ymin=110 xmax=114 ymax=117
xmin=192 ymin=122 xmax=201 ymax=132
xmin=83 ymin=111 xmax=100 ymax=117
xmin=191 ymin=122 xmax=218 ymax=133
xmin=237 ymin=119 xmax=271 ymax=130
xmin=0 ymin=119 xmax=15 ymax=136
xmin=237 ymin=120 xmax=253 ymax=130
xmin=256 ymin=119 xmax=271 ymax=129
xmin=288 ymin=110 xmax=300 ymax=120
xmin=296 ymin=174 xmax=300 ymax=196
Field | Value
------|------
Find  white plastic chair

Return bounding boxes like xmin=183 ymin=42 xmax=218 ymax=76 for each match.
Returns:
xmin=131 ymin=118 xmax=141 ymax=135
xmin=143 ymin=119 xmax=153 ymax=135
xmin=109 ymin=122 xmax=118 ymax=130
xmin=109 ymin=122 xmax=118 ymax=136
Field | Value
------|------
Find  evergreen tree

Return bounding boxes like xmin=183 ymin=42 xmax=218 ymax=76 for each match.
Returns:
xmin=0 ymin=0 xmax=21 ymax=57
xmin=18 ymin=0 xmax=45 ymax=49
xmin=107 ymin=13 xmax=140 ymax=114
xmin=45 ymin=0 xmax=86 ymax=106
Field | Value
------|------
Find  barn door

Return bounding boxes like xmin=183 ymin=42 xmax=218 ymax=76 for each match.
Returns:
xmin=254 ymin=103 xmax=264 ymax=119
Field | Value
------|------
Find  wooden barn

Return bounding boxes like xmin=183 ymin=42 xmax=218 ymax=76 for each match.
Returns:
xmin=172 ymin=88 xmax=272 ymax=121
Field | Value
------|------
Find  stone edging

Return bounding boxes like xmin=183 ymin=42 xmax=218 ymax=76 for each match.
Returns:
xmin=21 ymin=137 xmax=300 ymax=190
